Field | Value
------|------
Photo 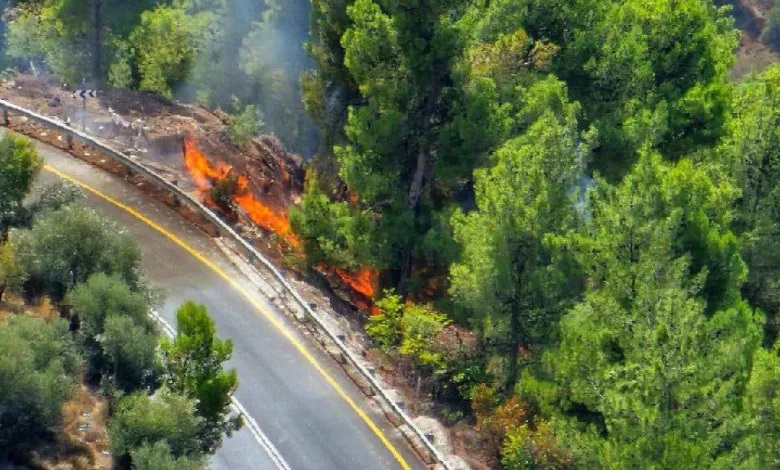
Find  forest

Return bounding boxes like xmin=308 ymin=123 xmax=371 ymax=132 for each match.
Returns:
xmin=1 ymin=0 xmax=780 ymax=468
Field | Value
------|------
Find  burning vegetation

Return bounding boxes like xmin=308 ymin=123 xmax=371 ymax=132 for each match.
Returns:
xmin=183 ymin=138 xmax=299 ymax=247
xmin=183 ymin=139 xmax=382 ymax=314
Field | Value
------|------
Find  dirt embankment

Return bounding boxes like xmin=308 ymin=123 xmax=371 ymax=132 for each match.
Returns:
xmin=0 ymin=74 xmax=304 ymax=215
xmin=720 ymin=0 xmax=780 ymax=79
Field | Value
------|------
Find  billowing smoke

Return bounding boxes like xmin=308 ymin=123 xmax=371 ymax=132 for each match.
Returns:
xmin=184 ymin=0 xmax=317 ymax=156
xmin=0 ymin=0 xmax=317 ymax=156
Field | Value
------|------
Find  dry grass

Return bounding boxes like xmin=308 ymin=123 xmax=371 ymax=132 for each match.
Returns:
xmin=0 ymin=293 xmax=59 ymax=321
xmin=31 ymin=384 xmax=112 ymax=470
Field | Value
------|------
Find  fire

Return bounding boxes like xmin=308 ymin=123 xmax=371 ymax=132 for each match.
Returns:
xmin=183 ymin=139 xmax=299 ymax=247
xmin=184 ymin=139 xmax=383 ymax=313
xmin=235 ymin=192 xmax=295 ymax=241
xmin=336 ymin=267 xmax=377 ymax=299
xmin=184 ymin=139 xmax=232 ymax=194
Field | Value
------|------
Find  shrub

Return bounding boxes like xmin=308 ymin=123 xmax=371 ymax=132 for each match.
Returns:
xmin=399 ymin=303 xmax=449 ymax=369
xmin=224 ymin=98 xmax=263 ymax=151
xmin=501 ymin=422 xmax=574 ymax=470
xmin=130 ymin=441 xmax=205 ymax=470
xmin=366 ymin=290 xmax=404 ymax=349
xmin=367 ymin=290 xmax=449 ymax=369
xmin=27 ymin=181 xmax=85 ymax=219
xmin=14 ymin=206 xmax=142 ymax=302
xmin=101 ymin=315 xmax=159 ymax=391
xmin=763 ymin=3 xmax=780 ymax=50
xmin=471 ymin=385 xmax=532 ymax=456
xmin=0 ymin=133 xmax=42 ymax=239
xmin=0 ymin=316 xmax=81 ymax=456
xmin=130 ymin=6 xmax=199 ymax=98
xmin=0 ymin=241 xmax=23 ymax=301
xmin=69 ymin=273 xmax=151 ymax=340
xmin=109 ymin=390 xmax=202 ymax=460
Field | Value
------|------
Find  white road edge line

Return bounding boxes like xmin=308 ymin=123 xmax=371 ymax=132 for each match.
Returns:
xmin=149 ymin=310 xmax=292 ymax=470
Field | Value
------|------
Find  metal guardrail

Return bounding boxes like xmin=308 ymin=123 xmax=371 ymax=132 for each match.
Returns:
xmin=0 ymin=98 xmax=452 ymax=470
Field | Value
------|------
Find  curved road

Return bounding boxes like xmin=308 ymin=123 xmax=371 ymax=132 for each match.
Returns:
xmin=23 ymin=131 xmax=424 ymax=470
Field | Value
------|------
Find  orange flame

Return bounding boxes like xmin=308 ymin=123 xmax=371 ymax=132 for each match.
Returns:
xmin=184 ymin=139 xmax=232 ymax=194
xmin=336 ymin=267 xmax=377 ymax=299
xmin=184 ymin=139 xmax=382 ymax=313
xmin=183 ymin=139 xmax=299 ymax=247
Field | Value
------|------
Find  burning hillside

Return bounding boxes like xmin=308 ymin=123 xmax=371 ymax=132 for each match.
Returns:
xmin=183 ymin=138 xmax=299 ymax=247
xmin=183 ymin=139 xmax=381 ymax=314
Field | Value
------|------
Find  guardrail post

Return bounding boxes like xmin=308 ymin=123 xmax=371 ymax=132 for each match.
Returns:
xmin=65 ymin=134 xmax=73 ymax=151
xmin=2 ymin=108 xmax=8 ymax=126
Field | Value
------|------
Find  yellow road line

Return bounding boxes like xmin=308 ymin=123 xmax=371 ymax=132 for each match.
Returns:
xmin=43 ymin=164 xmax=412 ymax=470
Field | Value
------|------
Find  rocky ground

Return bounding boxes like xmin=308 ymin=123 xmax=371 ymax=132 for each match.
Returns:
xmin=0 ymin=73 xmax=303 ymax=214
xmin=723 ymin=0 xmax=780 ymax=79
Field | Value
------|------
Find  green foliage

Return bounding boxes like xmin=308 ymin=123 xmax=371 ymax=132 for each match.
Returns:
xmin=27 ymin=180 xmax=85 ymax=220
xmin=398 ymin=303 xmax=449 ymax=369
xmin=6 ymin=2 xmax=90 ymax=84
xmin=238 ymin=0 xmax=314 ymax=152
xmin=289 ymin=175 xmax=375 ymax=269
xmin=224 ymin=98 xmax=263 ymax=151
xmin=69 ymin=273 xmax=158 ymax=391
xmin=501 ymin=422 xmax=573 ymax=470
xmin=161 ymin=301 xmax=240 ymax=454
xmin=304 ymin=0 xmax=358 ymax=155
xmin=722 ymin=64 xmax=780 ymax=343
xmin=295 ymin=0 xmax=779 ymax=466
xmin=129 ymin=6 xmax=199 ymax=98
xmin=449 ymin=77 xmax=590 ymax=388
xmin=108 ymin=40 xmax=135 ymax=89
xmin=366 ymin=290 xmax=404 ymax=349
xmin=0 ymin=315 xmax=80 ymax=456
xmin=185 ymin=0 xmax=316 ymax=154
xmin=0 ymin=133 xmax=42 ymax=238
xmin=730 ymin=344 xmax=780 ymax=468
xmin=0 ymin=241 xmax=22 ymax=301
xmin=302 ymin=0 xmax=481 ymax=288
xmin=130 ymin=441 xmax=206 ymax=470
xmin=762 ymin=2 xmax=780 ymax=50
xmin=471 ymin=385 xmax=532 ymax=457
xmin=13 ymin=205 xmax=142 ymax=302
xmin=367 ymin=290 xmax=449 ymax=369
xmin=109 ymin=389 xmax=203 ymax=460
xmin=567 ymin=0 xmax=737 ymax=170
xmin=101 ymin=314 xmax=159 ymax=391
xmin=69 ymin=272 xmax=150 ymax=340
xmin=542 ymin=153 xmax=763 ymax=467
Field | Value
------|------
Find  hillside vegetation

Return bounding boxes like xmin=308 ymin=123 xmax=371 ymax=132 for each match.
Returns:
xmin=295 ymin=0 xmax=780 ymax=467
xmin=1 ymin=0 xmax=780 ymax=468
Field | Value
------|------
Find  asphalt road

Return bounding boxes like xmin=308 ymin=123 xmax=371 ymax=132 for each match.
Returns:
xmin=23 ymin=132 xmax=424 ymax=470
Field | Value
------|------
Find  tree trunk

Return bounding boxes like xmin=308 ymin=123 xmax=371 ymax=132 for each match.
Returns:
xmin=506 ymin=306 xmax=521 ymax=393
xmin=395 ymin=149 xmax=428 ymax=293
xmin=92 ymin=0 xmax=102 ymax=84
xmin=0 ymin=283 xmax=5 ymax=303
xmin=407 ymin=148 xmax=427 ymax=211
